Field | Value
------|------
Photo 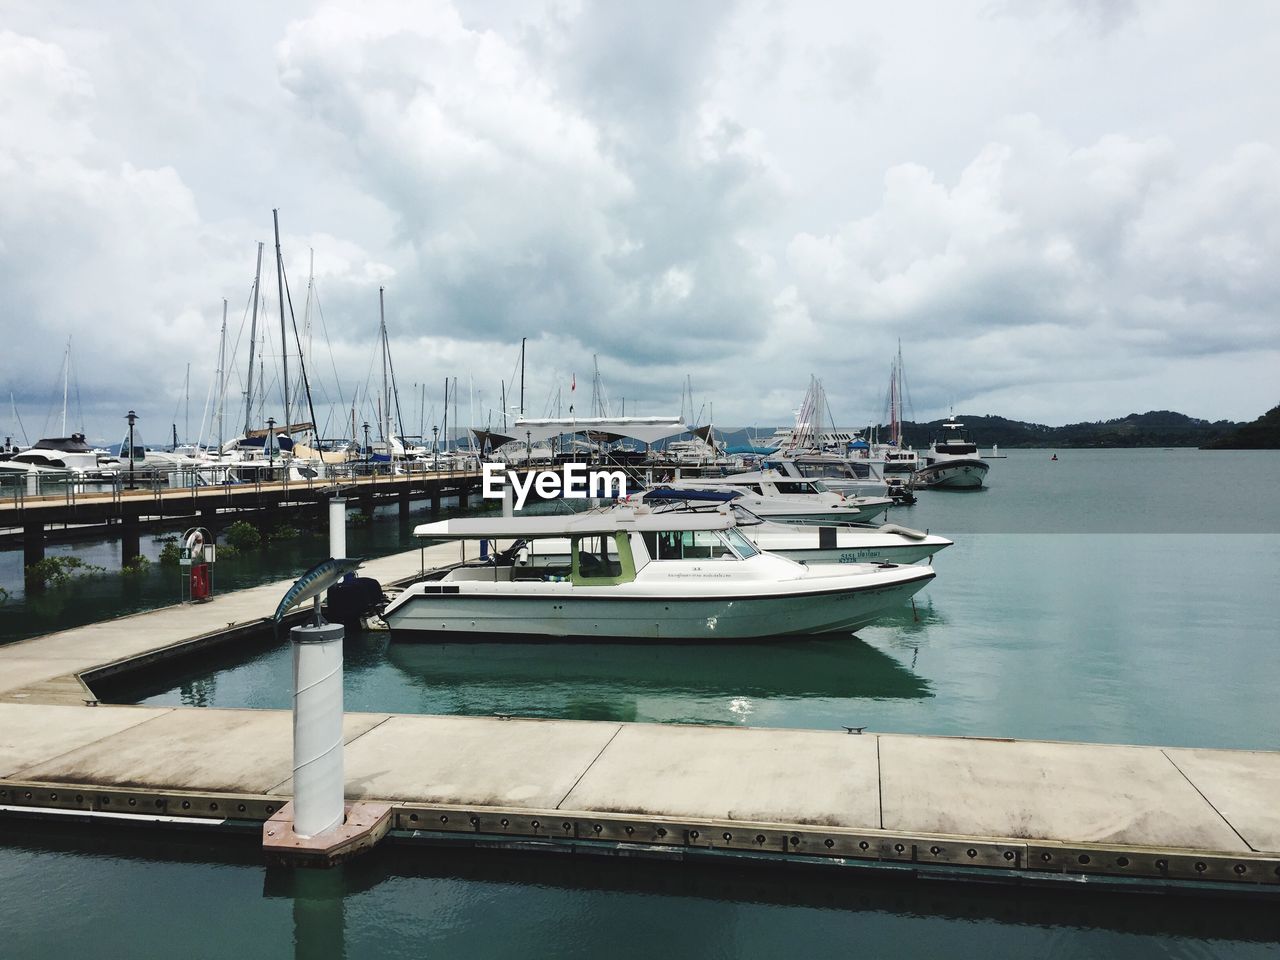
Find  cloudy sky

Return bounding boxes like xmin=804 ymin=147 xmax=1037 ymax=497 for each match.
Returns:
xmin=2 ymin=0 xmax=1277 ymax=444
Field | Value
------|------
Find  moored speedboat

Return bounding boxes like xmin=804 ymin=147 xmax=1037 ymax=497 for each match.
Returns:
xmin=383 ymin=510 xmax=935 ymax=641
xmin=657 ymin=471 xmax=893 ymax=524
xmin=634 ymin=493 xmax=950 ymax=564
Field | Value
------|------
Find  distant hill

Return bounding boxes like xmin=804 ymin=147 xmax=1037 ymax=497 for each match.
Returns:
xmin=714 ymin=411 xmax=1245 ymax=450
xmin=1204 ymin=405 xmax=1280 ymax=449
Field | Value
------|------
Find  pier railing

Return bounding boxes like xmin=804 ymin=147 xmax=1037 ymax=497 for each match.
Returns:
xmin=0 ymin=458 xmax=486 ymax=520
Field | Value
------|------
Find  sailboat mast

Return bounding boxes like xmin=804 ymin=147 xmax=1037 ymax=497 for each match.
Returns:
xmin=216 ymin=300 xmax=227 ymax=452
xmin=379 ymin=287 xmax=390 ymax=448
xmin=61 ymin=338 xmax=70 ymax=437
xmin=519 ymin=337 xmax=526 ymax=417
xmin=272 ymin=209 xmax=290 ymax=437
xmin=244 ymin=241 xmax=264 ymax=434
xmin=442 ymin=378 xmax=449 ymax=453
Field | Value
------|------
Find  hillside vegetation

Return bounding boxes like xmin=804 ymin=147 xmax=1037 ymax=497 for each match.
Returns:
xmin=1204 ymin=405 xmax=1280 ymax=449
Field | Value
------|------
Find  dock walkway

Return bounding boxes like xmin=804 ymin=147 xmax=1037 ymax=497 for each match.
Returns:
xmin=1 ymin=547 xmax=1278 ymax=893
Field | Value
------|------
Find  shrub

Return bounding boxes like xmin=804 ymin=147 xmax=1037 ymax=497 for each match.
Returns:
xmin=0 ymin=586 xmax=9 ymax=605
xmin=225 ymin=521 xmax=261 ymax=551
xmin=269 ymin=521 xmax=300 ymax=541
xmin=348 ymin=511 xmax=372 ymax=527
xmin=158 ymin=541 xmax=182 ymax=566
xmin=25 ymin=556 xmax=106 ymax=587
xmin=122 ymin=555 xmax=151 ymax=576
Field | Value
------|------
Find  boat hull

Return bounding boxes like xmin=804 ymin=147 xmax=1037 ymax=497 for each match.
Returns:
xmin=916 ymin=458 xmax=988 ymax=489
xmin=385 ymin=570 xmax=935 ymax=641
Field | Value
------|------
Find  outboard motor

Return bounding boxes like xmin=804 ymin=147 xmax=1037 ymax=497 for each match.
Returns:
xmin=325 ymin=573 xmax=386 ymax=626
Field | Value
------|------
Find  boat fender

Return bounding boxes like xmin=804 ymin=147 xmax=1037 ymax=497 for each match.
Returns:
xmin=878 ymin=523 xmax=926 ymax=540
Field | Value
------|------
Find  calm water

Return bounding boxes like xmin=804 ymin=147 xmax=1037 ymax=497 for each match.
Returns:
xmin=4 ymin=449 xmax=1280 ymax=957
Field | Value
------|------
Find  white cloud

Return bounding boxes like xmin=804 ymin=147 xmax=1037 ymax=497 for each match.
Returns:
xmin=1 ymin=0 xmax=1277 ymax=442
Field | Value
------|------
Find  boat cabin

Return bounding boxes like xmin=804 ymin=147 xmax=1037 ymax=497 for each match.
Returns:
xmin=413 ymin=511 xmax=763 ymax=587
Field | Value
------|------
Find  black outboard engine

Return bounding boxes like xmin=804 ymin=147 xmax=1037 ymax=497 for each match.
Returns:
xmin=325 ymin=574 xmax=386 ymax=625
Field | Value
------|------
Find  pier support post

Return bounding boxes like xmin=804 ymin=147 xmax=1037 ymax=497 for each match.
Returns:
xmin=398 ymin=489 xmax=410 ymax=524
xmin=263 ymin=614 xmax=391 ymax=867
xmin=429 ymin=487 xmax=440 ymax=515
xmin=121 ymin=515 xmax=140 ymax=568
xmin=291 ymin=620 xmax=345 ymax=838
xmin=201 ymin=506 xmax=218 ymax=534
xmin=329 ymin=497 xmax=346 ymax=560
xmin=457 ymin=486 xmax=468 ymax=509
xmin=23 ymin=521 xmax=45 ymax=592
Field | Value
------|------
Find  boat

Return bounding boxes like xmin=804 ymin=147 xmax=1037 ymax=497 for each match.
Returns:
xmin=656 ymin=470 xmax=894 ymax=524
xmin=634 ymin=492 xmax=952 ymax=564
xmin=872 ymin=342 xmax=919 ymax=474
xmin=382 ymin=510 xmax=936 ymax=641
xmin=759 ymin=454 xmax=889 ymax=498
xmin=915 ymin=417 xmax=989 ymax=489
xmin=0 ymin=434 xmax=117 ymax=478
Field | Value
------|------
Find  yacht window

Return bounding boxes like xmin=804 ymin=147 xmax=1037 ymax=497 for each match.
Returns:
xmin=724 ymin=528 xmax=759 ymax=559
xmin=683 ymin=530 xmax=732 ymax=559
xmin=773 ymin=480 xmax=816 ymax=495
xmin=641 ymin=530 xmax=732 ymax=560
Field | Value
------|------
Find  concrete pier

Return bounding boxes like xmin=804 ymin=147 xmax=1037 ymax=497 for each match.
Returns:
xmin=1 ymin=546 xmax=1278 ymax=894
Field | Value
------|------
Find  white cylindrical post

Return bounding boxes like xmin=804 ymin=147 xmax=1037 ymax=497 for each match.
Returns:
xmin=291 ymin=621 xmax=345 ymax=838
xmin=329 ymin=496 xmax=347 ymax=559
xmin=503 ymin=484 xmax=514 ymax=518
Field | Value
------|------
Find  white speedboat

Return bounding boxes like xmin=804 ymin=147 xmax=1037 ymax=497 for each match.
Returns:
xmin=759 ymin=455 xmax=889 ymax=498
xmin=916 ymin=418 xmax=989 ymax=489
xmin=636 ymin=494 xmax=951 ymax=564
xmin=655 ymin=470 xmax=893 ymax=524
xmin=384 ymin=510 xmax=935 ymax=641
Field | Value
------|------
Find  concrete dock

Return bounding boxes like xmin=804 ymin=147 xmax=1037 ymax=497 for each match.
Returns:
xmin=1 ymin=547 xmax=1278 ymax=893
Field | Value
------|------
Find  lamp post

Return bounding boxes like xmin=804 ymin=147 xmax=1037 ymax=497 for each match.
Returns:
xmin=526 ymin=429 xmax=532 ymax=465
xmin=267 ymin=417 xmax=276 ymax=467
xmin=362 ymin=422 xmax=371 ymax=472
xmin=432 ymin=425 xmax=438 ymax=471
xmin=125 ymin=410 xmax=138 ymax=490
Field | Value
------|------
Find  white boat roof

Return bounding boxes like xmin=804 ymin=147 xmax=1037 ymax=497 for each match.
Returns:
xmin=413 ymin=509 xmax=736 ymax=539
xmin=512 ymin=416 xmax=689 ymax=444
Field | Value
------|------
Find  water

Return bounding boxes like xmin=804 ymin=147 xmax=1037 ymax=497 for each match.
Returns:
xmin=3 ymin=449 xmax=1280 ymax=956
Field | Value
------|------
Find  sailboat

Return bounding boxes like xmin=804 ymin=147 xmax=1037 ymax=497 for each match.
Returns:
xmin=874 ymin=342 xmax=919 ymax=475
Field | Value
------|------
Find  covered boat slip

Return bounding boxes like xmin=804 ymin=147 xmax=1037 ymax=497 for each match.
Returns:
xmin=1 ymin=702 xmax=1277 ymax=894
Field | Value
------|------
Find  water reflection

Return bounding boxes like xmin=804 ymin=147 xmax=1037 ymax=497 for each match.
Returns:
xmin=3 ymin=822 xmax=1277 ymax=953
xmin=384 ymin=635 xmax=932 ymax=722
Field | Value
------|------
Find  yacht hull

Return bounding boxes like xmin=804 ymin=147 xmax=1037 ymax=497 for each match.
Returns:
xmin=916 ymin=458 xmax=988 ymax=489
xmin=385 ymin=569 xmax=935 ymax=641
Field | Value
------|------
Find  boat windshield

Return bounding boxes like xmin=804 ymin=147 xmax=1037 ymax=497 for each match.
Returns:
xmin=773 ymin=480 xmax=822 ymax=495
xmin=724 ymin=527 xmax=759 ymax=559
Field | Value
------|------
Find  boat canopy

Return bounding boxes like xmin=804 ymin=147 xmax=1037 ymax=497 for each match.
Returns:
xmin=413 ymin=509 xmax=735 ymax=540
xmin=512 ymin=416 xmax=689 ymax=445
xmin=641 ymin=487 xmax=741 ymax=503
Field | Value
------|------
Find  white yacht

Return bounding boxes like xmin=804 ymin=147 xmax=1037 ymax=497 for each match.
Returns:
xmin=657 ymin=470 xmax=894 ymax=524
xmin=383 ymin=510 xmax=935 ymax=641
xmin=0 ymin=435 xmax=117 ymax=478
xmin=916 ymin=418 xmax=989 ymax=489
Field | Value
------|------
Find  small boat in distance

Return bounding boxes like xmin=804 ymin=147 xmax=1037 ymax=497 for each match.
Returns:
xmin=384 ymin=510 xmax=935 ymax=641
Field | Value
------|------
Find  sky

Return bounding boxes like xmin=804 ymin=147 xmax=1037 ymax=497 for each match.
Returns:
xmin=2 ymin=0 xmax=1278 ymax=445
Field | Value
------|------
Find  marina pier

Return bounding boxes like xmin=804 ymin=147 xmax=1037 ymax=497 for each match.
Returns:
xmin=1 ymin=467 xmax=491 ymax=587
xmin=1 ymin=546 xmax=1276 ymax=896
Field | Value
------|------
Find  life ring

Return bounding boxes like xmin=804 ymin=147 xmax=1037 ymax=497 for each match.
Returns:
xmin=184 ymin=528 xmax=207 ymax=561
